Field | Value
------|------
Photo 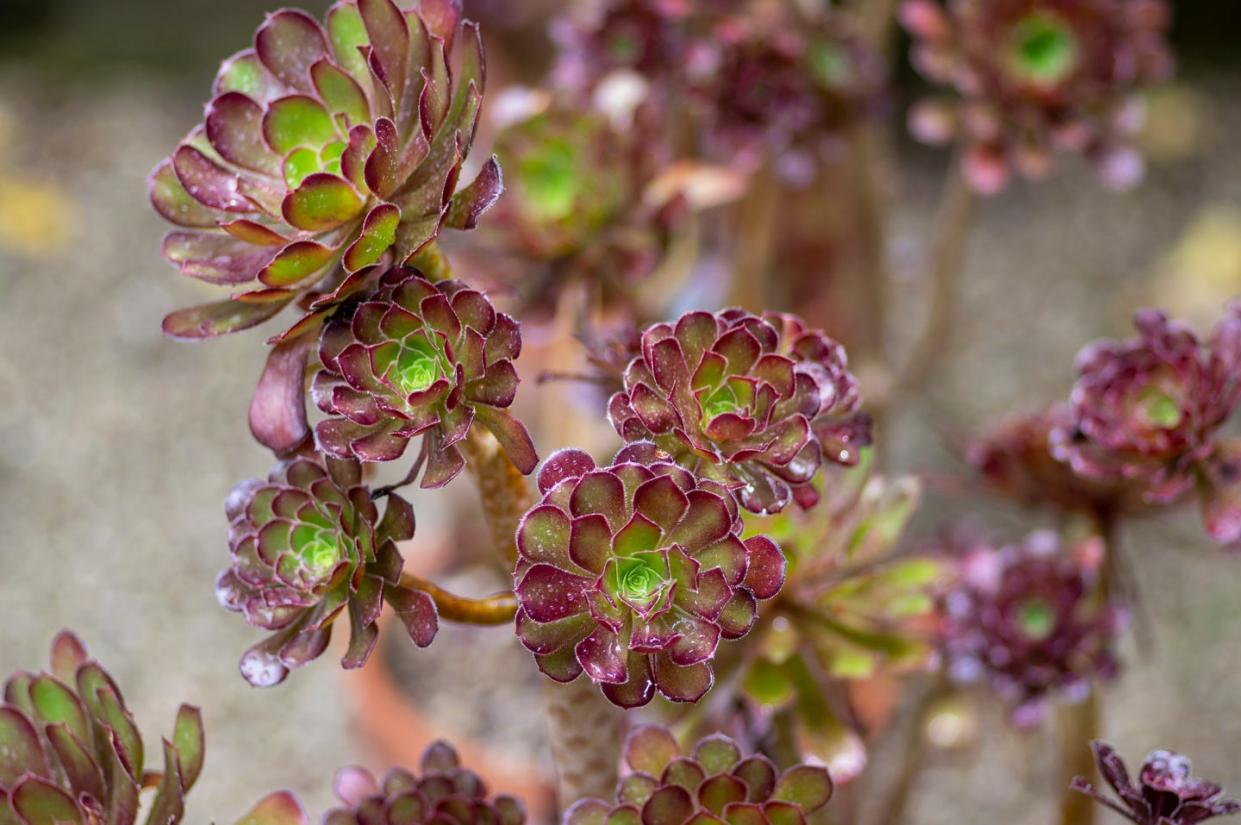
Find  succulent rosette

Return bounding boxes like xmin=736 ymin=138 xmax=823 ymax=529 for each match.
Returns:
xmin=1073 ymin=742 xmax=1241 ymax=825
xmin=565 ymin=726 xmax=833 ymax=825
xmin=901 ymin=0 xmax=1172 ymax=193
xmin=1050 ymin=307 xmax=1241 ymax=542
xmin=550 ymin=0 xmax=698 ymax=94
xmin=0 ymin=632 xmax=204 ymax=825
xmin=311 ymin=268 xmax=536 ymax=481
xmin=608 ymin=309 xmax=869 ymax=515
xmin=149 ymin=0 xmax=502 ymax=344
xmin=324 ymin=741 xmax=525 ymax=825
xmin=513 ymin=447 xmax=787 ymax=708
xmin=215 ymin=454 xmax=437 ymax=687
xmin=938 ymin=531 xmax=1123 ymax=727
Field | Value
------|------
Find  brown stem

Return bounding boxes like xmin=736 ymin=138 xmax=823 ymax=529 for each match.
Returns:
xmin=853 ymin=0 xmax=903 ymax=54
xmin=899 ymin=163 xmax=976 ymax=393
xmin=398 ymin=572 xmax=516 ymax=625
xmin=869 ymin=680 xmax=943 ymax=825
xmin=1057 ymin=689 xmax=1100 ymax=825
xmin=542 ymin=678 xmax=624 ymax=812
xmin=729 ymin=162 xmax=780 ymax=311
xmin=459 ymin=428 xmax=534 ymax=568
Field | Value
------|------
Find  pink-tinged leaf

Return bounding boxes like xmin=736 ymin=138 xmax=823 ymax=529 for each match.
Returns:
xmin=418 ymin=43 xmax=449 ymax=138
xmin=10 ymin=776 xmax=81 ymax=825
xmin=667 ymin=617 xmax=720 ymax=666
xmin=666 ymin=491 xmax=732 ymax=551
xmin=149 ymin=160 xmax=224 ymax=228
xmin=255 ymin=10 xmax=328 ymax=94
xmin=538 ymin=449 xmax=596 ymax=494
xmin=633 ymin=476 xmax=690 ymax=532
xmin=29 ymin=676 xmax=91 ymax=748
xmin=147 ymin=739 xmax=186 ymax=825
xmin=45 ymin=723 xmax=106 ymax=802
xmin=721 ymin=803 xmax=765 ymax=825
xmin=172 ymin=145 xmax=251 ymax=213
xmin=257 ymin=240 xmax=336 ymax=287
xmin=741 ymin=536 xmax=786 ymax=600
xmin=263 ymin=95 xmax=337 ymax=155
xmin=282 ymin=173 xmax=364 ymax=231
xmin=172 ymin=704 xmax=205 ymax=791
xmin=535 ymin=647 xmax=584 ymax=684
xmin=365 ymin=117 xmax=429 ymax=199
xmin=517 ymin=506 xmax=572 ymax=566
xmin=694 ymin=735 xmax=741 ymax=774
xmin=333 ymin=766 xmax=379 ymax=806
xmin=653 ymin=655 xmax=713 ymax=703
xmin=343 ymin=203 xmax=399 ymax=271
xmin=716 ymin=590 xmax=757 ymax=639
xmin=419 ymin=0 xmax=463 ymax=46
xmin=569 ymin=514 xmax=612 ymax=574
xmin=570 ymin=471 xmax=627 ymax=532
xmin=642 ymin=785 xmax=694 ymax=825
xmin=342 ymin=576 xmax=382 ymax=669
xmin=733 ymin=757 xmax=777 ymax=803
xmin=773 ymin=766 xmax=833 ymax=812
xmin=224 ymin=220 xmax=288 ymax=246
xmin=326 ymin=3 xmax=371 ymax=87
xmin=516 ymin=564 xmax=591 ymax=623
xmin=162 ymin=294 xmax=291 ymax=340
xmin=48 ymin=631 xmax=88 ymax=684
xmin=0 ymin=707 xmax=48 ymax=785
xmin=358 ymin=0 xmax=409 ymax=95
xmin=163 ymin=231 xmax=276 ymax=285
xmin=215 ymin=49 xmax=282 ymax=101
xmin=601 ymin=652 xmax=656 ymax=708
xmin=234 ymin=791 xmax=308 ymax=825
xmin=565 ymin=800 xmax=610 ymax=825
xmin=443 ymin=155 xmax=502 ymax=230
xmin=207 ymin=92 xmax=282 ymax=176
xmin=311 ymin=59 xmax=371 ymax=126
xmin=575 ymin=627 xmax=628 ymax=684
xmin=249 ymin=337 xmax=311 ymax=456
xmin=386 ymin=586 xmax=438 ymax=647
xmin=714 ymin=328 xmax=761 ymax=376
xmin=474 ymin=406 xmax=539 ymax=475
xmin=698 ymin=775 xmax=747 ymax=816
xmin=515 ymin=609 xmax=593 ymax=656
xmin=376 ymin=493 xmax=416 ymax=545
xmin=624 ymin=726 xmax=680 ymax=777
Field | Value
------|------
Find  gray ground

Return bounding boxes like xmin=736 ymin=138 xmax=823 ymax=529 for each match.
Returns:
xmin=0 ymin=52 xmax=1238 ymax=825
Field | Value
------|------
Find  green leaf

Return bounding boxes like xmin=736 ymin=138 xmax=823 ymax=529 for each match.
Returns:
xmin=281 ymin=174 xmax=364 ymax=231
xmin=172 ymin=705 xmax=205 ymax=791
xmin=740 ymin=658 xmax=796 ymax=708
xmin=264 ymin=96 xmax=337 ymax=155
xmin=234 ymin=792 xmax=307 ymax=825
xmin=10 ymin=777 xmax=82 ymax=825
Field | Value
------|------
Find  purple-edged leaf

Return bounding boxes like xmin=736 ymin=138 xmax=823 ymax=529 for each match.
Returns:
xmin=172 ymin=704 xmax=205 ymax=791
xmin=666 ymin=491 xmax=732 ymax=551
xmin=45 ymin=723 xmax=105 ymax=802
xmin=565 ymin=799 xmax=610 ymax=825
xmin=150 ymin=160 xmax=223 ymax=228
xmin=773 ymin=766 xmax=833 ymax=812
xmin=48 ymin=632 xmax=87 ymax=685
xmin=333 ymin=766 xmax=379 ymax=806
xmin=619 ymin=773 xmax=660 ymax=807
xmin=760 ymin=801 xmax=804 ymax=825
xmin=570 ymin=471 xmax=627 ymax=532
xmin=418 ymin=0 xmax=463 ymax=46
xmin=234 ymin=791 xmax=308 ymax=825
xmin=694 ymin=735 xmax=742 ymax=774
xmin=721 ymin=802 xmax=765 ymax=825
xmin=342 ymin=577 xmax=382 ymax=669
xmin=601 ymin=652 xmax=656 ymax=708
xmin=515 ymin=609 xmax=592 ymax=655
xmin=163 ymin=293 xmax=292 ymax=340
xmin=474 ymin=406 xmax=539 ymax=475
xmin=698 ymin=775 xmax=747 ymax=816
xmin=29 ymin=676 xmax=90 ymax=747
xmin=257 ymin=240 xmax=336 ymax=287
xmin=249 ymin=336 xmax=311 ymax=456
xmin=732 ymin=757 xmax=777 ymax=803
xmin=386 ymin=586 xmax=438 ymax=647
xmin=172 ymin=145 xmax=251 ymax=213
xmin=358 ymin=0 xmax=409 ymax=99
xmin=641 ymin=785 xmax=694 ymax=825
xmin=538 ymin=449 xmax=596 ymax=494
xmin=376 ymin=493 xmax=416 ymax=546
xmin=311 ymin=59 xmax=370 ymax=126
xmin=632 ymin=476 xmax=690 ymax=532
xmin=569 ymin=514 xmax=612 ymax=574
xmin=163 ymin=232 xmax=276 ymax=284
xmin=343 ymin=203 xmax=399 ymax=271
xmin=668 ymin=618 xmax=720 ymax=667
xmin=10 ymin=776 xmax=81 ymax=825
xmin=716 ymin=590 xmax=757 ymax=640
xmin=624 ymin=726 xmax=680 ymax=776
xmin=516 ymin=564 xmax=590 ymax=623
xmin=444 ymin=156 xmax=503 ymax=230
xmin=0 ymin=707 xmax=47 ymax=785
xmin=282 ymin=173 xmax=364 ymax=231
xmin=207 ymin=92 xmax=282 ymax=175
xmin=741 ymin=536 xmax=785 ymax=600
xmin=535 ymin=647 xmax=584 ymax=683
xmin=575 ymin=627 xmax=628 ymax=684
xmin=467 ymin=361 xmax=519 ymax=407
xmin=147 ymin=738 xmax=186 ymax=825
xmin=613 ymin=513 xmax=661 ymax=557
xmin=653 ymin=655 xmax=713 ymax=703
xmin=517 ymin=506 xmax=572 ymax=566
xmin=255 ymin=10 xmax=328 ymax=94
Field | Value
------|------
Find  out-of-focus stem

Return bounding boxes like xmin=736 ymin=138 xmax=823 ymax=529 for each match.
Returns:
xmin=543 ymin=678 xmax=624 ymax=812
xmin=870 ymin=680 xmax=942 ymax=825
xmin=409 ymin=241 xmax=453 ymax=283
xmin=398 ymin=573 xmax=516 ymax=625
xmin=729 ymin=162 xmax=780 ymax=311
xmin=899 ymin=164 xmax=975 ymax=393
xmin=1057 ymin=689 xmax=1100 ymax=825
xmin=459 ymin=429 xmax=533 ymax=568
xmin=854 ymin=0 xmax=903 ymax=54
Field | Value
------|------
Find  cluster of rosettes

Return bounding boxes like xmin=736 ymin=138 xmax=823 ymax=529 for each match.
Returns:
xmin=324 ymin=742 xmax=525 ymax=825
xmin=608 ymin=309 xmax=870 ymax=516
xmin=150 ymin=0 xmax=501 ymax=342
xmin=901 ymin=0 xmax=1173 ymax=193
xmin=1050 ymin=307 xmax=1241 ymax=543
xmin=216 ymin=455 xmax=437 ymax=687
xmin=566 ymin=726 xmax=833 ymax=825
xmin=312 ymin=268 xmax=536 ymax=482
xmin=513 ymin=448 xmax=786 ymax=708
xmin=938 ymin=531 xmax=1123 ymax=727
xmin=0 ymin=632 xmax=204 ymax=825
xmin=1073 ymin=742 xmax=1241 ymax=824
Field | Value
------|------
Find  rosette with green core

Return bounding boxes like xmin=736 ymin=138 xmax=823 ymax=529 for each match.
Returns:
xmin=312 ymin=267 xmax=537 ymax=481
xmin=564 ymin=726 xmax=833 ymax=825
xmin=149 ymin=0 xmax=503 ymax=344
xmin=215 ymin=454 xmax=437 ymax=686
xmin=0 ymin=631 xmax=205 ymax=825
xmin=1072 ymin=743 xmax=1241 ymax=825
xmin=513 ymin=446 xmax=786 ymax=708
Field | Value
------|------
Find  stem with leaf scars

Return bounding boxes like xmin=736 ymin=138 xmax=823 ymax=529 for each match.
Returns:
xmin=543 ymin=677 xmax=624 ymax=811
xmin=870 ymin=679 xmax=945 ymax=825
xmin=459 ymin=428 xmax=533 ymax=568
xmin=398 ymin=573 xmax=517 ymax=625
xmin=729 ymin=162 xmax=780 ymax=312
xmin=1058 ymin=688 xmax=1100 ymax=825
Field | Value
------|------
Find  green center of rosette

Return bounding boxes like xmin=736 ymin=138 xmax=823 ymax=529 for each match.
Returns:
xmin=1008 ymin=13 xmax=1079 ymax=86
xmin=1015 ymin=597 xmax=1056 ymax=641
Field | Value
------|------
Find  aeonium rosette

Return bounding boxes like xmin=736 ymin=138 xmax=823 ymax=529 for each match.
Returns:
xmin=566 ymin=726 xmax=833 ymax=825
xmin=216 ymin=454 xmax=437 ymax=687
xmin=1050 ymin=306 xmax=1241 ymax=543
xmin=608 ymin=309 xmax=870 ymax=515
xmin=312 ymin=267 xmax=537 ymax=484
xmin=1072 ymin=742 xmax=1241 ymax=825
xmin=513 ymin=446 xmax=787 ymax=708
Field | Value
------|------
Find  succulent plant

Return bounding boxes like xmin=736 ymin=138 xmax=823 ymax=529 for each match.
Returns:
xmin=325 ymin=741 xmax=525 ymax=825
xmin=311 ymin=267 xmax=537 ymax=480
xmin=150 ymin=0 xmax=502 ymax=344
xmin=565 ymin=726 xmax=833 ymax=825
xmin=0 ymin=631 xmax=204 ymax=825
xmin=1072 ymin=741 xmax=1241 ymax=824
xmin=608 ymin=309 xmax=869 ymax=515
xmin=937 ymin=530 xmax=1123 ymax=727
xmin=550 ymin=0 xmax=697 ymax=94
xmin=1050 ymin=307 xmax=1241 ymax=542
xmin=215 ymin=454 xmax=437 ymax=686
xmin=901 ymin=0 xmax=1173 ymax=193
xmin=513 ymin=446 xmax=786 ymax=708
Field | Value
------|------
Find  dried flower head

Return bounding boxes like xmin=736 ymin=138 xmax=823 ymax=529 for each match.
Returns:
xmin=938 ymin=531 xmax=1123 ymax=726
xmin=1072 ymin=741 xmax=1241 ymax=824
xmin=150 ymin=0 xmax=502 ymax=343
xmin=216 ymin=455 xmax=436 ymax=686
xmin=0 ymin=632 xmax=204 ymax=824
xmin=565 ymin=726 xmax=833 ymax=825
xmin=513 ymin=447 xmax=786 ymax=708
xmin=608 ymin=309 xmax=870 ymax=515
xmin=901 ymin=0 xmax=1172 ymax=193
xmin=312 ymin=268 xmax=536 ymax=481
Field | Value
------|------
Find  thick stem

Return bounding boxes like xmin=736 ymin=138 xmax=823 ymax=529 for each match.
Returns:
xmin=729 ymin=162 xmax=780 ymax=311
xmin=1057 ymin=689 xmax=1100 ymax=825
xmin=869 ymin=681 xmax=942 ymax=825
xmin=899 ymin=164 xmax=976 ymax=393
xmin=542 ymin=678 xmax=624 ymax=812
xmin=459 ymin=429 xmax=534 ymax=568
xmin=398 ymin=572 xmax=516 ymax=625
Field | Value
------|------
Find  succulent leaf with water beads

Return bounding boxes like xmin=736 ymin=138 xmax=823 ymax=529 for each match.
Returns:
xmin=1072 ymin=742 xmax=1241 ymax=825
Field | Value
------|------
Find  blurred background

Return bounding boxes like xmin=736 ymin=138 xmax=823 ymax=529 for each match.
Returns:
xmin=0 ymin=0 xmax=1239 ymax=821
